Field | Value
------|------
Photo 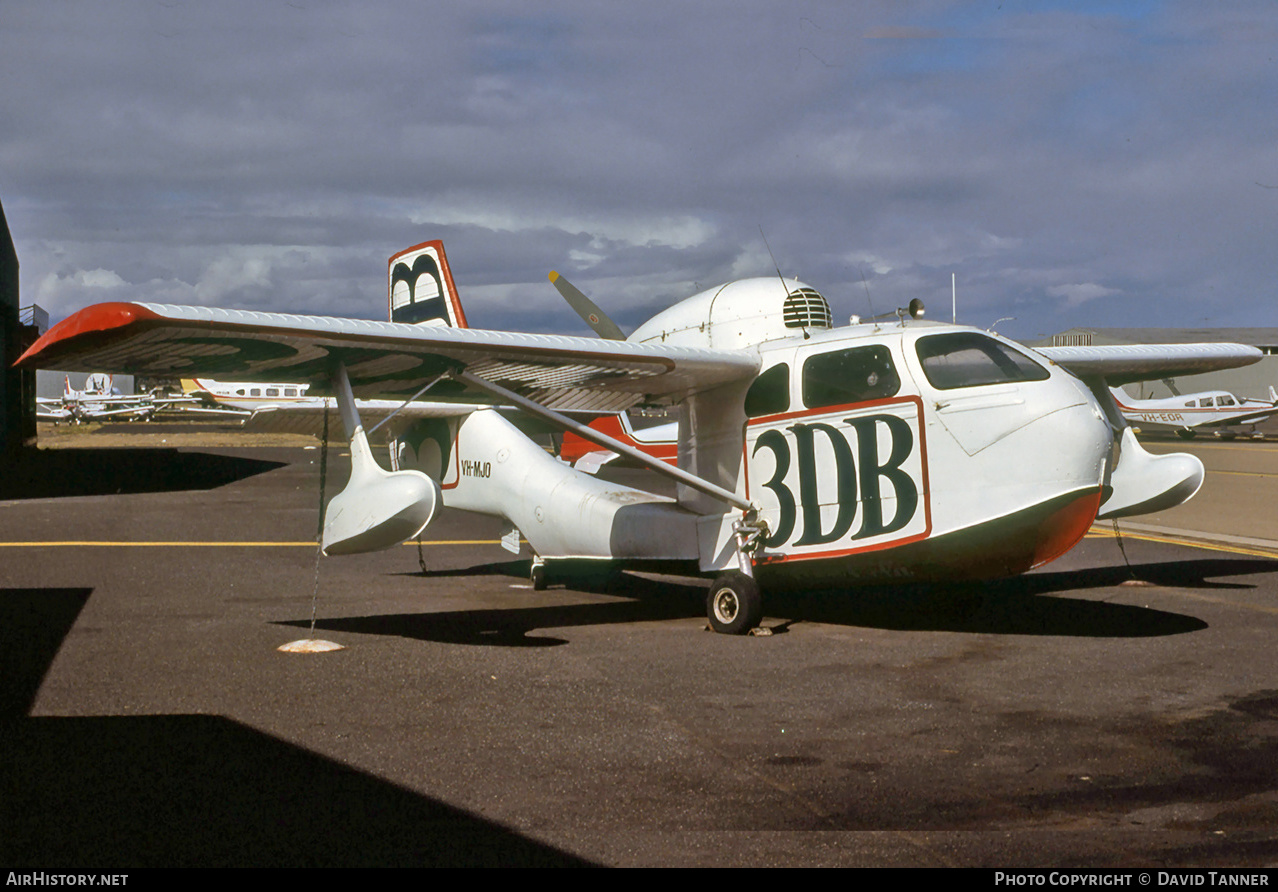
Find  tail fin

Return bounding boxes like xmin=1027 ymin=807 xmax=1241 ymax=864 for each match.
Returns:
xmin=388 ymin=240 xmax=468 ymax=328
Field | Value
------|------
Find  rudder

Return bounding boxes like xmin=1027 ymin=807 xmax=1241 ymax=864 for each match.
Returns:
xmin=388 ymin=240 xmax=468 ymax=328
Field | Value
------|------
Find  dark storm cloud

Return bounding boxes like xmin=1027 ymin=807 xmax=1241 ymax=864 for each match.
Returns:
xmin=2 ymin=1 xmax=1276 ymax=340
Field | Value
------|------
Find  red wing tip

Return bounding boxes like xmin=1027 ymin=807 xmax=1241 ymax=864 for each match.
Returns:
xmin=16 ymin=302 xmax=162 ymax=367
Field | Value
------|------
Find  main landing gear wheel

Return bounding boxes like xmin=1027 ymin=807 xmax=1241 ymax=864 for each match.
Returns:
xmin=530 ymin=562 xmax=547 ymax=590
xmin=1176 ymin=429 xmax=1197 ymax=440
xmin=707 ymin=572 xmax=763 ymax=635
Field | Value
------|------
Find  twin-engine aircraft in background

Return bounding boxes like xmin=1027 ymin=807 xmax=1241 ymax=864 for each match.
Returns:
xmin=1111 ymin=384 xmax=1278 ymax=440
xmin=18 ymin=239 xmax=1263 ymax=634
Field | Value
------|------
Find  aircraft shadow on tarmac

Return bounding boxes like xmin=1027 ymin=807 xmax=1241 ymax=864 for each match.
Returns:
xmin=274 ymin=556 xmax=1278 ymax=645
xmin=0 ymin=586 xmax=593 ymax=867
xmin=0 ymin=447 xmax=286 ymax=499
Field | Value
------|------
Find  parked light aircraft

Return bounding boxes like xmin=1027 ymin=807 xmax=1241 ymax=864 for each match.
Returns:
xmin=187 ymin=378 xmax=316 ymax=411
xmin=38 ymin=373 xmax=168 ymax=423
xmin=1111 ymin=385 xmax=1278 ymax=440
xmin=17 ymin=239 xmax=1264 ymax=634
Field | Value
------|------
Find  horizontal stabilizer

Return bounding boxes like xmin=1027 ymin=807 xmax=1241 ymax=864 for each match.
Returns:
xmin=243 ymin=399 xmax=476 ymax=441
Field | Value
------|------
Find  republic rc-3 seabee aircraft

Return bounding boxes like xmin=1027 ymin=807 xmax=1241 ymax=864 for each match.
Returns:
xmin=18 ymin=239 xmax=1263 ymax=634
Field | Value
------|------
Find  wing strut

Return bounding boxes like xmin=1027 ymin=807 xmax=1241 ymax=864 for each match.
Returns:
xmin=452 ymin=369 xmax=755 ymax=513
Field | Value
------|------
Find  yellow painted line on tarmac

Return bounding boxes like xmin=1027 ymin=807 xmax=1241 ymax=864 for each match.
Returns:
xmin=1190 ymin=440 xmax=1278 ymax=450
xmin=1151 ymin=442 xmax=1278 ymax=455
xmin=1086 ymin=527 xmax=1278 ymax=560
xmin=1086 ymin=527 xmax=1278 ymax=616
xmin=0 ymin=539 xmax=502 ymax=548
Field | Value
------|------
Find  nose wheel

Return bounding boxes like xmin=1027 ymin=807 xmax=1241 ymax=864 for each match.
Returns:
xmin=707 ymin=572 xmax=763 ymax=635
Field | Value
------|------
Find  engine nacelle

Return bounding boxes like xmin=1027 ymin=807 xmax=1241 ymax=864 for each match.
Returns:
xmin=627 ymin=277 xmax=831 ymax=349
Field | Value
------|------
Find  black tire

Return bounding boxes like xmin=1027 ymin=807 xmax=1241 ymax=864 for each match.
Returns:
xmin=706 ymin=572 xmax=763 ymax=635
xmin=1176 ymin=429 xmax=1197 ymax=440
xmin=530 ymin=562 xmax=547 ymax=591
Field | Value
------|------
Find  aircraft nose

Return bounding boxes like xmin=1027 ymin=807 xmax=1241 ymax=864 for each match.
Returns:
xmin=924 ymin=373 xmax=1111 ymax=572
xmin=1018 ymin=395 xmax=1112 ymax=566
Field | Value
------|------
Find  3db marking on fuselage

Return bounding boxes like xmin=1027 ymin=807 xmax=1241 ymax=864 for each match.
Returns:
xmin=746 ymin=397 xmax=931 ymax=563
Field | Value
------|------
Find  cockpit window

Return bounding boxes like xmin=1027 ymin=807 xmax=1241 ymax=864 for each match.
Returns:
xmin=745 ymin=363 xmax=791 ymax=417
xmin=803 ymin=345 xmax=900 ymax=409
xmin=915 ymin=333 xmax=1049 ymax=391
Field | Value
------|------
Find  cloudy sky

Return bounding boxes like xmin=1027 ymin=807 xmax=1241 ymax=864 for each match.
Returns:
xmin=2 ymin=1 xmax=1276 ymax=341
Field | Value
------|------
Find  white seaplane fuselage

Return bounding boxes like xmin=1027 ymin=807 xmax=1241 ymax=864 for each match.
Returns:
xmin=18 ymin=269 xmax=1219 ymax=600
xmin=394 ymin=277 xmax=1158 ymax=587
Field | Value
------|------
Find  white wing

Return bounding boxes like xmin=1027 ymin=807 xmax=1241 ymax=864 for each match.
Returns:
xmin=19 ymin=302 xmax=760 ymax=413
xmin=1037 ymin=343 xmax=1262 ymax=385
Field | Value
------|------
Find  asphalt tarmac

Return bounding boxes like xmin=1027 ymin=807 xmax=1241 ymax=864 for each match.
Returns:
xmin=4 ymin=433 xmax=1278 ymax=867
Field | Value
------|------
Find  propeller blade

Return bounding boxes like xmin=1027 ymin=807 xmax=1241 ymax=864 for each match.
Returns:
xmin=548 ymin=271 xmax=626 ymax=340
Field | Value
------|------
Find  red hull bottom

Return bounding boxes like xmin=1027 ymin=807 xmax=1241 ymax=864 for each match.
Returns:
xmin=757 ymin=487 xmax=1103 ymax=590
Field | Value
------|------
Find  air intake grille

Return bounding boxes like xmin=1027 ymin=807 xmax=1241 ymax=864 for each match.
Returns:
xmin=783 ymin=288 xmax=833 ymax=330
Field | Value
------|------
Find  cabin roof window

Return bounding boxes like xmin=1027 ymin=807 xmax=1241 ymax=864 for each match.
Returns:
xmin=745 ymin=363 xmax=791 ymax=417
xmin=915 ymin=333 xmax=1049 ymax=391
xmin=803 ymin=345 xmax=900 ymax=409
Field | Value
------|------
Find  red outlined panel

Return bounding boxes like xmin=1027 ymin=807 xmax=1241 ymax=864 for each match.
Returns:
xmin=388 ymin=240 xmax=468 ymax=329
xmin=744 ymin=395 xmax=931 ymax=564
xmin=440 ymin=427 xmax=462 ymax=490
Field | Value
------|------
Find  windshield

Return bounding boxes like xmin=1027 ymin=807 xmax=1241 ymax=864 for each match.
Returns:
xmin=915 ymin=333 xmax=1049 ymax=390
